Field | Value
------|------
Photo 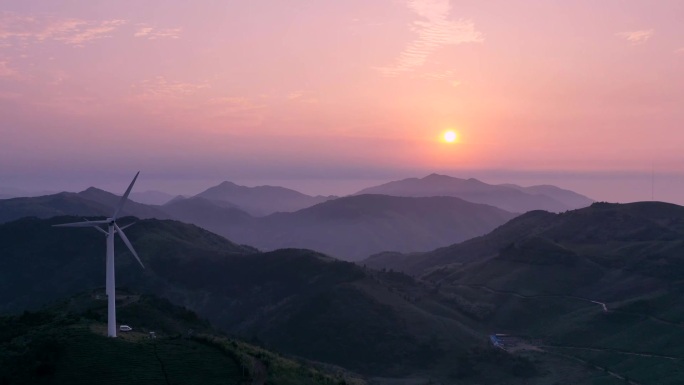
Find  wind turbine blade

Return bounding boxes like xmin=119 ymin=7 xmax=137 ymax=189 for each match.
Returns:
xmin=83 ymin=218 xmax=108 ymax=235
xmin=118 ymin=222 xmax=136 ymax=231
xmin=112 ymin=171 xmax=140 ymax=220
xmin=53 ymin=220 xmax=109 ymax=228
xmin=92 ymin=226 xmax=108 ymax=235
xmin=114 ymin=223 xmax=145 ymax=269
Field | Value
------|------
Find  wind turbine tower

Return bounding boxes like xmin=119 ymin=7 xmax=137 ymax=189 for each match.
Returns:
xmin=54 ymin=172 xmax=145 ymax=337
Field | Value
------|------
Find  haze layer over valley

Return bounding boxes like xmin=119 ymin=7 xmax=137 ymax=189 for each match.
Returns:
xmin=0 ymin=174 xmax=592 ymax=260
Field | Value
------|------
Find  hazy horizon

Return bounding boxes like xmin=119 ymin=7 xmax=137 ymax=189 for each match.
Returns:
xmin=2 ymin=169 xmax=682 ymax=205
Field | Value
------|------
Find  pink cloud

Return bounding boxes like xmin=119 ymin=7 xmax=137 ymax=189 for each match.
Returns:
xmin=132 ymin=76 xmax=209 ymax=101
xmin=208 ymin=96 xmax=262 ymax=111
xmin=616 ymin=29 xmax=654 ymax=44
xmin=207 ymin=97 xmax=265 ymax=127
xmin=0 ymin=12 xmax=126 ymax=47
xmin=32 ymin=95 xmax=103 ymax=116
xmin=287 ymin=91 xmax=304 ymax=100
xmin=128 ymin=77 xmax=265 ymax=128
xmin=0 ymin=61 xmax=18 ymax=78
xmin=285 ymin=91 xmax=318 ymax=104
xmin=134 ymin=25 xmax=182 ymax=40
xmin=378 ymin=0 xmax=483 ymax=76
xmin=420 ymin=70 xmax=461 ymax=86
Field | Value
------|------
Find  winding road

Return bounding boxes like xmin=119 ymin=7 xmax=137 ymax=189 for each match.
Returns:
xmin=458 ymin=282 xmax=684 ymax=330
xmin=541 ymin=345 xmax=678 ymax=360
xmin=454 ymin=283 xmax=608 ymax=312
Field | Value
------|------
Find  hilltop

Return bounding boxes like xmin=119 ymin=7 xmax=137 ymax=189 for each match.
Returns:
xmin=0 ymin=188 xmax=172 ymax=224
xmin=193 ymin=181 xmax=336 ymax=216
xmin=0 ymin=290 xmax=362 ymax=385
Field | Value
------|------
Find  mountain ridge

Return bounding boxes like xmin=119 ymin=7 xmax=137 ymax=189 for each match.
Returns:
xmin=224 ymin=194 xmax=517 ymax=260
xmin=0 ymin=190 xmax=517 ymax=261
xmin=194 ymin=180 xmax=336 ymax=216
xmin=356 ymin=174 xmax=593 ymax=213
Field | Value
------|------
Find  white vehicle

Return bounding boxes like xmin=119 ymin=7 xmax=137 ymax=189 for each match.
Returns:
xmin=119 ymin=325 xmax=132 ymax=332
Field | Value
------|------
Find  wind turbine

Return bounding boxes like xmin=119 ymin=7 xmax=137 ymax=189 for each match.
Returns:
xmin=54 ymin=172 xmax=145 ymax=337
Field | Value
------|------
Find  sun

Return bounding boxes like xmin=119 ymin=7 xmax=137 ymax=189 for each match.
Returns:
xmin=443 ymin=130 xmax=458 ymax=143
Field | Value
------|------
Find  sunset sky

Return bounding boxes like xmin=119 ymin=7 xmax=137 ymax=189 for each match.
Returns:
xmin=1 ymin=1 xmax=683 ymax=203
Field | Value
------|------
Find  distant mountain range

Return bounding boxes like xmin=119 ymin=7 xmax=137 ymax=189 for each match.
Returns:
xmin=0 ymin=188 xmax=515 ymax=260
xmin=0 ymin=187 xmax=57 ymax=200
xmin=223 ymin=194 xmax=516 ymax=260
xmin=129 ymin=190 xmax=176 ymax=205
xmin=356 ymin=174 xmax=593 ymax=213
xmin=161 ymin=196 xmax=253 ymax=233
xmin=0 ymin=175 xmax=595 ymax=260
xmin=193 ymin=181 xmax=336 ymax=216
xmin=0 ymin=188 xmax=172 ymax=224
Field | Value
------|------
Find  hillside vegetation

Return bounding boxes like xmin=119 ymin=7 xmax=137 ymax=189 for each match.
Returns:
xmin=0 ymin=214 xmax=637 ymax=383
xmin=0 ymin=217 xmax=484 ymax=376
xmin=0 ymin=291 xmax=362 ymax=385
xmin=365 ymin=201 xmax=684 ymax=384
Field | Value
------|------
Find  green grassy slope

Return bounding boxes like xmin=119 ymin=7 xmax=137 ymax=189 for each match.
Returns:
xmin=0 ymin=292 xmax=362 ymax=385
xmin=0 ymin=215 xmax=634 ymax=383
xmin=366 ymin=202 xmax=684 ymax=384
xmin=0 ymin=217 xmax=485 ymax=376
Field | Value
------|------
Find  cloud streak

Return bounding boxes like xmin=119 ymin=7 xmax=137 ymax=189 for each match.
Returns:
xmin=0 ymin=61 xmax=18 ymax=78
xmin=208 ymin=97 xmax=266 ymax=127
xmin=0 ymin=12 xmax=126 ymax=47
xmin=134 ymin=25 xmax=182 ymax=40
xmin=616 ymin=29 xmax=654 ymax=44
xmin=131 ymin=76 xmax=209 ymax=102
xmin=378 ymin=0 xmax=483 ymax=76
xmin=420 ymin=70 xmax=461 ymax=86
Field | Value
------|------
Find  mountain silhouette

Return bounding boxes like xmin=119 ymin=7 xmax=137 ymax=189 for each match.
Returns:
xmin=0 ymin=188 xmax=172 ymax=223
xmin=194 ymin=181 xmax=335 ymax=216
xmin=356 ymin=174 xmax=592 ymax=213
xmin=226 ymin=194 xmax=516 ymax=260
